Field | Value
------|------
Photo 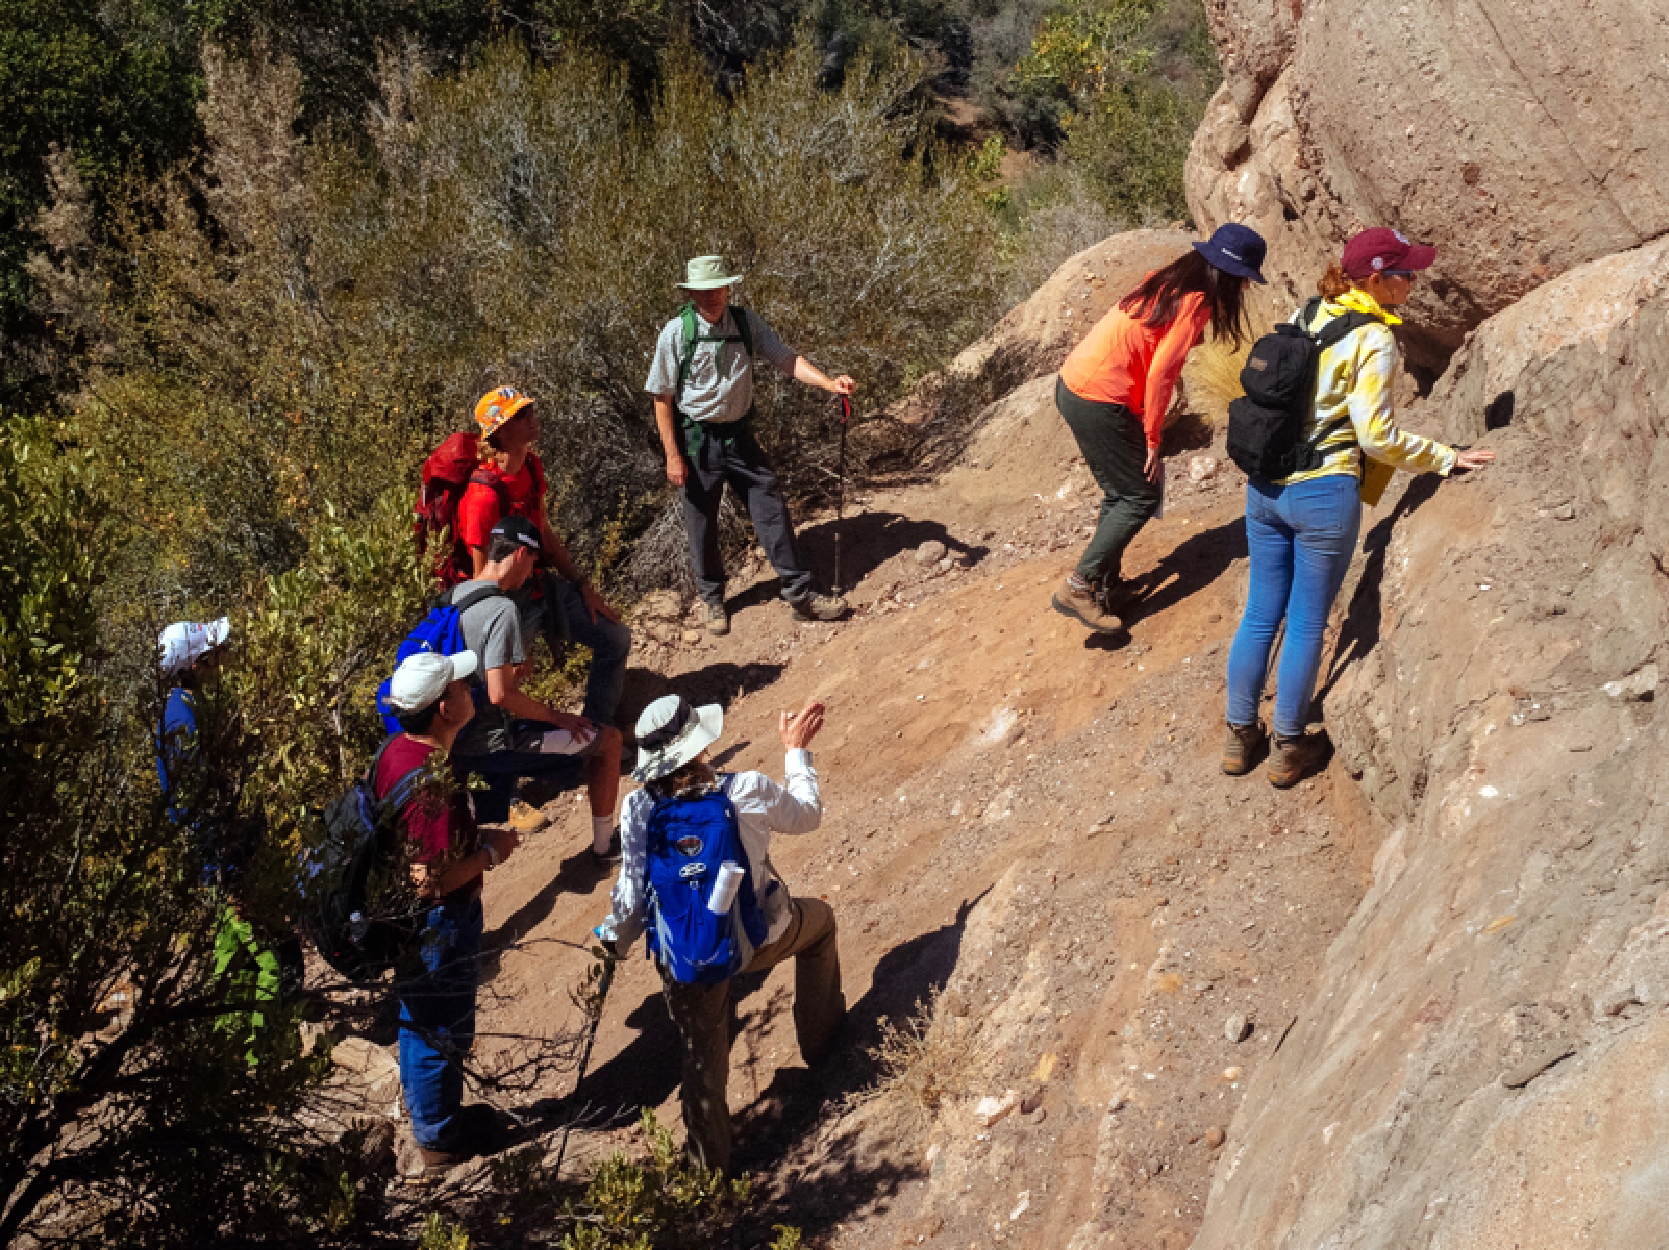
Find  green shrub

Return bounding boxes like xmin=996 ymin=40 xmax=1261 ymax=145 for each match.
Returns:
xmin=33 ymin=33 xmax=998 ymax=599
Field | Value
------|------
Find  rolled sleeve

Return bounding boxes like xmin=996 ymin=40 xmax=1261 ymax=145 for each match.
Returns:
xmin=744 ymin=311 xmax=800 ymax=377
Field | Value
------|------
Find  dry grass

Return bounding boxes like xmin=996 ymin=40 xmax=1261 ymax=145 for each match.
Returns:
xmin=1180 ymin=330 xmax=1253 ymax=429
xmin=844 ymin=987 xmax=987 ymax=1137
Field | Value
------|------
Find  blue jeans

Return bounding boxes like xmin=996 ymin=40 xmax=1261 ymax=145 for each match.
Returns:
xmin=1225 ymin=474 xmax=1362 ymax=739
xmin=397 ymin=895 xmax=483 ymax=1151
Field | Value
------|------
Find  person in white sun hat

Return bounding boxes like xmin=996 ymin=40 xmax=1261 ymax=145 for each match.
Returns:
xmin=646 ymin=254 xmax=854 ymax=636
xmin=595 ymin=692 xmax=844 ymax=1174
xmin=155 ymin=616 xmax=232 ymax=830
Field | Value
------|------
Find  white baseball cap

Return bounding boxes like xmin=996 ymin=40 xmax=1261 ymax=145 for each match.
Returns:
xmin=157 ymin=618 xmax=231 ymax=677
xmin=386 ymin=650 xmax=480 ymax=713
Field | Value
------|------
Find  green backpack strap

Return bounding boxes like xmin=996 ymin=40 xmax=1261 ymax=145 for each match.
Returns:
xmin=674 ymin=302 xmax=753 ymax=414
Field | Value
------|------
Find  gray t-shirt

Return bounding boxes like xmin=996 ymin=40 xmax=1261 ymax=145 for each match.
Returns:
xmin=644 ymin=306 xmax=799 ymax=425
xmin=453 ymin=580 xmax=523 ymax=758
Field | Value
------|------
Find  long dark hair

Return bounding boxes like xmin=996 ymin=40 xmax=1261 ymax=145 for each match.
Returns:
xmin=1118 ymin=249 xmax=1251 ymax=349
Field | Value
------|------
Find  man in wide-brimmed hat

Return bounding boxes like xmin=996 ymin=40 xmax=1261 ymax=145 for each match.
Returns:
xmin=594 ymin=692 xmax=844 ymax=1174
xmin=646 ymin=254 xmax=854 ymax=636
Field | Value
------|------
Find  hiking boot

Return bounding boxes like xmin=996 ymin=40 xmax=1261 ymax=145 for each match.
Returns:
xmin=1267 ymin=732 xmax=1328 ymax=789
xmin=1051 ymin=580 xmax=1123 ymax=633
xmin=1221 ymin=720 xmax=1267 ymax=776
xmin=790 ymin=592 xmax=849 ymax=622
xmin=508 ymin=801 xmax=550 ymax=834
xmin=702 ymin=600 xmax=730 ymax=636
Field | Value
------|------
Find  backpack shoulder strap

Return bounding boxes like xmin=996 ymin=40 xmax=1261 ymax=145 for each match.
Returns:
xmin=450 ymin=583 xmax=504 ymax=614
xmin=1315 ymin=310 xmax=1383 ymax=350
xmin=730 ymin=308 xmax=753 ymax=359
xmin=526 ymin=451 xmax=547 ymax=500
xmin=676 ymin=303 xmax=699 ymax=409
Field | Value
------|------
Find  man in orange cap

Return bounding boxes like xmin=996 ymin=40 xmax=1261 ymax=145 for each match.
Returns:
xmin=456 ymin=387 xmax=631 ymax=731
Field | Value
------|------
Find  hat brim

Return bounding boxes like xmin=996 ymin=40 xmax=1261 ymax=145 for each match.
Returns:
xmin=1399 ymin=243 xmax=1437 ymax=271
xmin=1194 ymin=241 xmax=1267 ymax=284
xmin=632 ymin=703 xmax=724 ymax=783
xmin=478 ymin=394 xmax=536 ymax=438
xmin=447 ymin=650 xmax=480 ymax=683
xmin=676 ymin=275 xmax=742 ymax=291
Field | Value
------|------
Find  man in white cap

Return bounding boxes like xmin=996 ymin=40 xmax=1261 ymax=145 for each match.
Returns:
xmin=595 ymin=692 xmax=843 ymax=1174
xmin=155 ymin=616 xmax=232 ymax=832
xmin=380 ymin=650 xmax=523 ymax=1175
xmin=646 ymin=254 xmax=854 ymax=635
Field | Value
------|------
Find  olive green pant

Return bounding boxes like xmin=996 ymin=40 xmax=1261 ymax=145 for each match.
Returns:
xmin=660 ymin=897 xmax=844 ymax=1174
xmin=1056 ymin=376 xmax=1162 ymax=584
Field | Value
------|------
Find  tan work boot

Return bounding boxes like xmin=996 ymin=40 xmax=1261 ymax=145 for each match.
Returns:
xmin=702 ymin=600 xmax=730 ymax=635
xmin=1221 ymin=720 xmax=1267 ymax=776
xmin=1051 ymin=579 xmax=1123 ymax=633
xmin=1267 ymin=732 xmax=1327 ymax=789
xmin=508 ymin=801 xmax=550 ymax=834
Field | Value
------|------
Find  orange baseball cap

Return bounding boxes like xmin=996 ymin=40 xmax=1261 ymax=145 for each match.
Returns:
xmin=474 ymin=386 xmax=535 ymax=438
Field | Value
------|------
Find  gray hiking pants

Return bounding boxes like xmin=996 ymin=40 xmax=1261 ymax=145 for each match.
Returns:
xmin=678 ymin=419 xmax=814 ymax=607
xmin=1056 ymin=376 xmax=1162 ymax=585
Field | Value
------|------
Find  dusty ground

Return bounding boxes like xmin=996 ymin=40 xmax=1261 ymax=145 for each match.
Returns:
xmin=423 ymin=378 xmax=1390 ymax=1248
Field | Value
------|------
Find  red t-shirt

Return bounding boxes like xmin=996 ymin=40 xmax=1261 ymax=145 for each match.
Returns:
xmin=374 ymin=735 xmax=480 ymax=892
xmin=456 ymin=454 xmax=546 ymax=554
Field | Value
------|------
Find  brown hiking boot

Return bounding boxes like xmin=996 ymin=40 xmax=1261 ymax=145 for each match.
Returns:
xmin=1222 ymin=720 xmax=1267 ymax=776
xmin=702 ymin=601 xmax=730 ymax=635
xmin=1267 ymin=732 xmax=1328 ymax=789
xmin=1051 ymin=580 xmax=1123 ymax=633
xmin=508 ymin=801 xmax=550 ymax=834
xmin=790 ymin=592 xmax=849 ymax=622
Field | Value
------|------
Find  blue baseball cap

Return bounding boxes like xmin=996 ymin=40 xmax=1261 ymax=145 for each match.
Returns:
xmin=1193 ymin=223 xmax=1268 ymax=284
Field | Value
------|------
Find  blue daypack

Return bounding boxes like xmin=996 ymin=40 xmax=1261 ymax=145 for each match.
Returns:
xmin=375 ymin=584 xmax=503 ymax=731
xmin=644 ymin=776 xmax=770 ymax=985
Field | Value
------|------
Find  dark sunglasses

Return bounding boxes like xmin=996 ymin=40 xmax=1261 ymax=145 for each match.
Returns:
xmin=1383 ymin=269 xmax=1418 ymax=279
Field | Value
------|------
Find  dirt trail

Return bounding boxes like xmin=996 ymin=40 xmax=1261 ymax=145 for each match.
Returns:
xmin=470 ymin=381 xmax=1384 ymax=1248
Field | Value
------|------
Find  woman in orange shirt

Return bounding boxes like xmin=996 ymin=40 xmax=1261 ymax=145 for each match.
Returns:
xmin=1052 ymin=224 xmax=1266 ymax=632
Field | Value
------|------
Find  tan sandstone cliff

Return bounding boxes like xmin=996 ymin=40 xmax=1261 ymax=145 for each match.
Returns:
xmin=1185 ymin=0 xmax=1669 ymax=371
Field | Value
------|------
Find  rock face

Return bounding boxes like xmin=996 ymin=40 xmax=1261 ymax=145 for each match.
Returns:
xmin=1187 ymin=0 xmax=1669 ymax=370
xmin=1194 ymin=238 xmax=1669 ymax=1247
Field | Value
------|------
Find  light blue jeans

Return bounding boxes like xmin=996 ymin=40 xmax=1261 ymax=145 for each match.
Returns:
xmin=1225 ymin=474 xmax=1362 ymax=739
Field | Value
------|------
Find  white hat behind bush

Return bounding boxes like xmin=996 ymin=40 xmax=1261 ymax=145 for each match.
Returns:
xmin=157 ymin=618 xmax=231 ymax=677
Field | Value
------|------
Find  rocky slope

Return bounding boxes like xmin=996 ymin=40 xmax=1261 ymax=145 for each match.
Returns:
xmin=1186 ymin=0 xmax=1669 ymax=369
xmin=1193 ymin=235 xmax=1669 ymax=1248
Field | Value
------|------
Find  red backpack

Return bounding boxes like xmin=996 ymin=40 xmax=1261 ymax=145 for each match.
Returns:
xmin=414 ymin=435 xmax=547 ymax=586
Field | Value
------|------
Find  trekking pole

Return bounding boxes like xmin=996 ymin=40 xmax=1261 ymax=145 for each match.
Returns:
xmin=553 ymin=946 xmax=617 ymax=1179
xmin=832 ymin=394 xmax=851 ymax=596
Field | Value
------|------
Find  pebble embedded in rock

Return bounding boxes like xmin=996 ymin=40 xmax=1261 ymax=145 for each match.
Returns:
xmin=1553 ymin=502 xmax=1575 ymax=520
xmin=916 ymin=540 xmax=948 ymax=566
xmin=1225 ymin=1013 xmax=1252 ymax=1043
xmin=1222 ymin=1066 xmax=1242 ymax=1081
xmin=1204 ymin=1126 xmax=1226 ymax=1149
xmin=681 ymin=629 xmax=702 ymax=644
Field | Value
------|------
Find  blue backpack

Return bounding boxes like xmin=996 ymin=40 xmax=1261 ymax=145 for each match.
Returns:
xmin=644 ymin=777 xmax=770 ymax=985
xmin=375 ymin=584 xmax=502 ymax=732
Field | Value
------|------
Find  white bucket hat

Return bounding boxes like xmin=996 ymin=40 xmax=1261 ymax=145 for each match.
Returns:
xmin=632 ymin=694 xmax=724 ymax=783
xmin=158 ymin=617 xmax=231 ymax=677
xmin=676 ymin=255 xmax=743 ymax=291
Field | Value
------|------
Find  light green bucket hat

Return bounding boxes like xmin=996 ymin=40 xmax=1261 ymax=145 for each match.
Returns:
xmin=677 ymin=255 xmax=743 ymax=291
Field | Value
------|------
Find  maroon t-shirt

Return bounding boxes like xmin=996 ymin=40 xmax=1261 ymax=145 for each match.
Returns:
xmin=374 ymin=734 xmax=481 ymax=896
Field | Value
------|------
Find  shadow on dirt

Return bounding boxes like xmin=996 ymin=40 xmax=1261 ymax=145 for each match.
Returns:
xmin=619 ymin=661 xmax=787 ymax=729
xmin=729 ymin=891 xmax=989 ymax=1236
xmin=723 ymin=511 xmax=990 ymax=613
xmin=1084 ymin=513 xmax=1248 ymax=655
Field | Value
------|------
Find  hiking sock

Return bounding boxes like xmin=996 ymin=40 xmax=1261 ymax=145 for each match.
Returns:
xmin=1067 ymin=572 xmax=1093 ymax=594
xmin=591 ymin=815 xmax=614 ymax=849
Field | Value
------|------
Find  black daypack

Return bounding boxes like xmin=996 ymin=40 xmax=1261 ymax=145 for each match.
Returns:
xmin=304 ymin=737 xmax=427 ymax=982
xmin=1226 ymin=298 xmax=1383 ymax=482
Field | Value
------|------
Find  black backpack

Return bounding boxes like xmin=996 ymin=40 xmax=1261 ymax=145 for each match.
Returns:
xmin=1225 ymin=298 xmax=1383 ymax=482
xmin=304 ymin=737 xmax=428 ymax=982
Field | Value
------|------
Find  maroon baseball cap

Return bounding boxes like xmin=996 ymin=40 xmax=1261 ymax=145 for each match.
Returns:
xmin=1341 ymin=228 xmax=1436 ymax=280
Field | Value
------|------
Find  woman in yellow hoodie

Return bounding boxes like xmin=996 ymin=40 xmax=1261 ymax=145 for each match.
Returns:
xmin=1223 ymin=228 xmax=1496 ymax=787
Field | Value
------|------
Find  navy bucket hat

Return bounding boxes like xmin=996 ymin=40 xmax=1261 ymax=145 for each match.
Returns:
xmin=1193 ymin=223 xmax=1268 ymax=284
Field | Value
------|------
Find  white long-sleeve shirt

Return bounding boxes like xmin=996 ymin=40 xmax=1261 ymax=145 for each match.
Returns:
xmin=596 ymin=749 xmax=822 ymax=953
